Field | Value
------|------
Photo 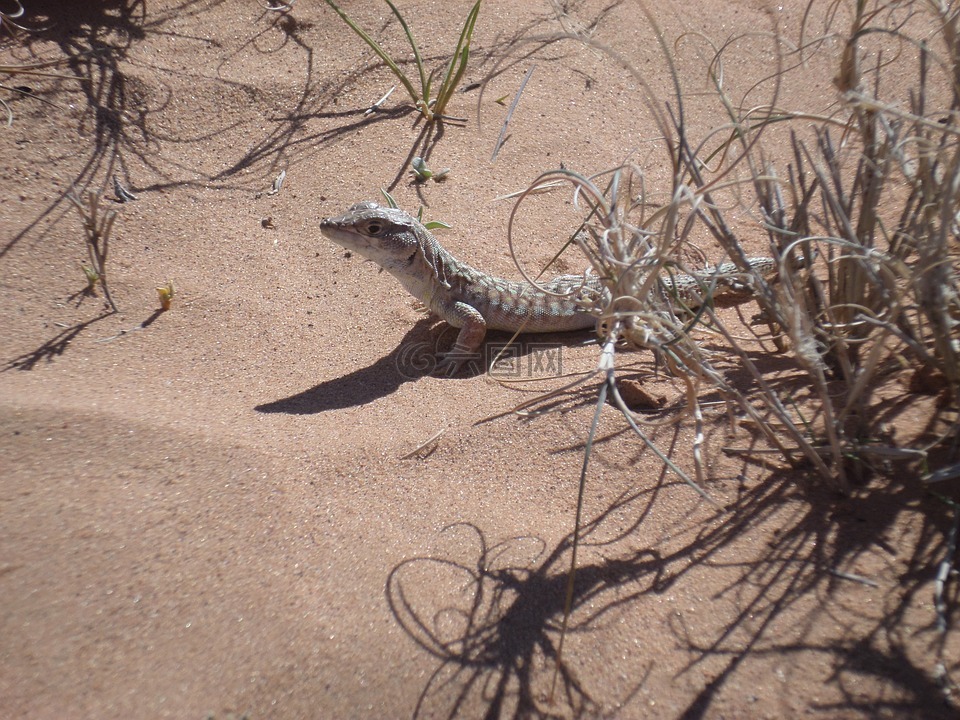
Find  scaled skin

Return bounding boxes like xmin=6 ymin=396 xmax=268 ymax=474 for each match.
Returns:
xmin=321 ymin=201 xmax=599 ymax=372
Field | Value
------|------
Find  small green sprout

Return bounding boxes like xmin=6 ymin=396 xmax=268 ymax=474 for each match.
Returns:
xmin=81 ymin=264 xmax=100 ymax=292
xmin=409 ymin=156 xmax=450 ymax=183
xmin=157 ymin=281 xmax=175 ymax=311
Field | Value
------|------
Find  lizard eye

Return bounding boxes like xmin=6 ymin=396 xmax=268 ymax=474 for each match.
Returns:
xmin=362 ymin=220 xmax=385 ymax=236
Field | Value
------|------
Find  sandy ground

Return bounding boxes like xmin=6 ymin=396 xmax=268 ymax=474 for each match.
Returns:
xmin=1 ymin=1 xmax=958 ymax=718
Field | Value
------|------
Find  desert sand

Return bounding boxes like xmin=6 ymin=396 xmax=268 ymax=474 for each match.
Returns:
xmin=2 ymin=1 xmax=958 ymax=718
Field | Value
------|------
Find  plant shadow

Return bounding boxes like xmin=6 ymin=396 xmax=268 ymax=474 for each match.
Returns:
xmin=387 ymin=458 xmax=960 ymax=718
xmin=387 ymin=517 xmax=662 ymax=718
xmin=2 ymin=311 xmax=114 ymax=371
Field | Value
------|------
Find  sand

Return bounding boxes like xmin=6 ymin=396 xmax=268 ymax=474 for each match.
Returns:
xmin=2 ymin=1 xmax=958 ymax=717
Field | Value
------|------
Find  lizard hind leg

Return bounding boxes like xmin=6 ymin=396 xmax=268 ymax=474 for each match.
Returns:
xmin=433 ymin=301 xmax=488 ymax=375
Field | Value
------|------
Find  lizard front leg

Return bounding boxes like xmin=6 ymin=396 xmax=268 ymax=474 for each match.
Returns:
xmin=434 ymin=301 xmax=487 ymax=375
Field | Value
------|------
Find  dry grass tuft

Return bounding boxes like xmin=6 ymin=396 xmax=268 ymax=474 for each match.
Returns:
xmin=502 ymin=2 xmax=960 ymax=692
xmin=511 ymin=0 xmax=960 ymax=493
xmin=68 ymin=189 xmax=119 ymax=313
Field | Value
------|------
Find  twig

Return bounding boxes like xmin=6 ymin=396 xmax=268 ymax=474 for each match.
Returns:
xmin=925 ymin=462 xmax=960 ymax=484
xmin=266 ymin=168 xmax=286 ymax=195
xmin=113 ymin=175 xmax=137 ymax=202
xmin=364 ymin=85 xmax=396 ymax=115
xmin=399 ymin=428 xmax=445 ymax=459
xmin=935 ymin=503 xmax=960 ymax=634
xmin=493 ymin=179 xmax=566 ymax=201
xmin=829 ymin=568 xmax=880 ymax=588
xmin=491 ymin=65 xmax=535 ymax=162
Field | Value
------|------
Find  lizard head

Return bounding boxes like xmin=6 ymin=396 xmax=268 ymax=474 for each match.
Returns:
xmin=320 ymin=201 xmax=422 ymax=269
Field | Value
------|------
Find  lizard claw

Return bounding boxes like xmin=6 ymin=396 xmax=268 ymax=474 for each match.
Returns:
xmin=432 ymin=346 xmax=480 ymax=377
xmin=431 ymin=356 xmax=464 ymax=377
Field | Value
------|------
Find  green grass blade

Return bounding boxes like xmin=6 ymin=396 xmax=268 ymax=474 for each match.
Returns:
xmin=379 ymin=188 xmax=400 ymax=208
xmin=322 ymin=0 xmax=421 ymax=108
xmin=435 ymin=45 xmax=470 ymax=115
xmin=382 ymin=0 xmax=429 ymax=106
xmin=423 ymin=68 xmax=435 ymax=103
xmin=433 ymin=0 xmax=482 ymax=117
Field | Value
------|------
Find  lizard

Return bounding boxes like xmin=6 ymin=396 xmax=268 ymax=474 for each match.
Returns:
xmin=320 ymin=201 xmax=780 ymax=374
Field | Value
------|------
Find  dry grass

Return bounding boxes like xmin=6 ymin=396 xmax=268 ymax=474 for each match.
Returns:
xmin=509 ymin=0 xmax=959 ymax=493
xmin=500 ymin=1 xmax=960 ymax=693
xmin=67 ymin=189 xmax=119 ymax=313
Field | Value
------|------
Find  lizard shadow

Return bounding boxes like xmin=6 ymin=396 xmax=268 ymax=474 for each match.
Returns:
xmin=253 ymin=323 xmax=431 ymax=414
xmin=253 ymin=318 xmax=596 ymax=414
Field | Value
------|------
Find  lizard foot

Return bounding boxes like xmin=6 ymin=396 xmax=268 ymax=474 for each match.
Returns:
xmin=432 ymin=346 xmax=481 ymax=377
